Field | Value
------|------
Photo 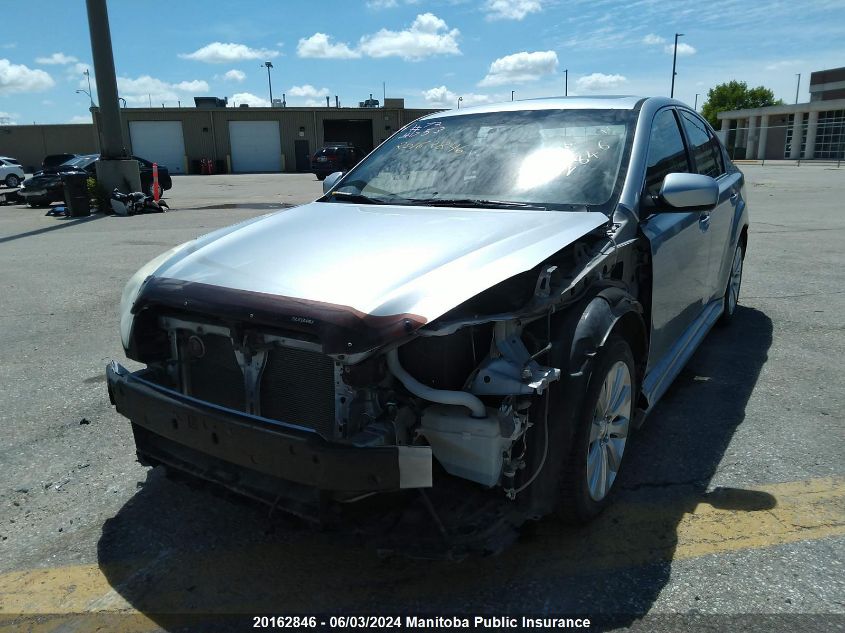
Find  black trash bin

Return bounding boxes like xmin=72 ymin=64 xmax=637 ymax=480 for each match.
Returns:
xmin=62 ymin=172 xmax=91 ymax=217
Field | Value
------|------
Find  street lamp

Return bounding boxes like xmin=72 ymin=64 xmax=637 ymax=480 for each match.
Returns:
xmin=76 ymin=87 xmax=92 ymax=105
xmin=670 ymin=32 xmax=684 ymax=98
xmin=262 ymin=61 xmax=274 ymax=105
xmin=794 ymin=73 xmax=801 ymax=104
xmin=77 ymin=68 xmax=94 ymax=107
xmin=564 ymin=69 xmax=568 ymax=96
xmin=457 ymin=96 xmax=463 ymax=109
xmin=118 ymin=96 xmax=126 ymax=108
xmin=511 ymin=90 xmax=515 ymax=101
xmin=694 ymin=93 xmax=699 ymax=110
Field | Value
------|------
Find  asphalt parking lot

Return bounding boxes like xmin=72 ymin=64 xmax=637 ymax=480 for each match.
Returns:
xmin=0 ymin=167 xmax=843 ymax=631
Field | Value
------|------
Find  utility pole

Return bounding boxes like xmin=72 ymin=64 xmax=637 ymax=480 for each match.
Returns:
xmin=263 ymin=61 xmax=274 ymax=104
xmin=670 ymin=32 xmax=684 ymax=98
xmin=694 ymin=93 xmax=699 ymax=110
xmin=85 ymin=0 xmax=140 ymax=192
xmin=565 ymin=69 xmax=568 ymax=96
xmin=795 ymin=73 xmax=801 ymax=104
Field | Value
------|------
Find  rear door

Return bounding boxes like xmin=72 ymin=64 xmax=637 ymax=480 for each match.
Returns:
xmin=639 ymin=108 xmax=711 ymax=372
xmin=677 ymin=109 xmax=742 ymax=302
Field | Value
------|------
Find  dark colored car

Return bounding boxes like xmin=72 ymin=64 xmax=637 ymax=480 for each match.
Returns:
xmin=19 ymin=155 xmax=172 ymax=206
xmin=311 ymin=143 xmax=363 ymax=180
xmin=42 ymin=153 xmax=79 ymax=170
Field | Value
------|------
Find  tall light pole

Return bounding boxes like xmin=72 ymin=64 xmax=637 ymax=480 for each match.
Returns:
xmin=81 ymin=68 xmax=94 ymax=106
xmin=565 ymin=69 xmax=568 ymax=96
xmin=794 ymin=73 xmax=801 ymax=104
xmin=263 ymin=60 xmax=274 ymax=104
xmin=694 ymin=93 xmax=699 ymax=110
xmin=457 ymin=96 xmax=463 ymax=109
xmin=511 ymin=90 xmax=515 ymax=101
xmin=670 ymin=32 xmax=684 ymax=98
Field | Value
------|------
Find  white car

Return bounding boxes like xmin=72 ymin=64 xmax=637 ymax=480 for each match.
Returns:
xmin=0 ymin=157 xmax=25 ymax=188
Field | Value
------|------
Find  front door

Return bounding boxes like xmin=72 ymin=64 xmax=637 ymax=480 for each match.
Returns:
xmin=295 ymin=140 xmax=310 ymax=172
xmin=639 ymin=108 xmax=712 ymax=373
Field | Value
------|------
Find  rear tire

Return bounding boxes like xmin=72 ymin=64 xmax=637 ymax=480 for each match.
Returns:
xmin=557 ymin=334 xmax=635 ymax=523
xmin=719 ymin=242 xmax=744 ymax=326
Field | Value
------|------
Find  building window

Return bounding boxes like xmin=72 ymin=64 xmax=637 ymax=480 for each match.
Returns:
xmin=784 ymin=113 xmax=810 ymax=159
xmin=814 ymin=109 xmax=845 ymax=159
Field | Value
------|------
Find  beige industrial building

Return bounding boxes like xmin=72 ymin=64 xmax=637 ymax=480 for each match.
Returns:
xmin=717 ymin=66 xmax=845 ymax=160
xmin=0 ymin=98 xmax=437 ymax=173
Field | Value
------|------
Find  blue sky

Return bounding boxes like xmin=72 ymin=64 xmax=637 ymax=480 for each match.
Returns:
xmin=1 ymin=0 xmax=844 ymax=125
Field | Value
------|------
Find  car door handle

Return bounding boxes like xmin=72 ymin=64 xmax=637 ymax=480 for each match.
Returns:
xmin=730 ymin=192 xmax=739 ymax=201
xmin=699 ymin=213 xmax=711 ymax=228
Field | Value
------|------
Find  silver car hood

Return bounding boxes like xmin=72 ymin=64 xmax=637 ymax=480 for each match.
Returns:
xmin=154 ymin=201 xmax=608 ymax=323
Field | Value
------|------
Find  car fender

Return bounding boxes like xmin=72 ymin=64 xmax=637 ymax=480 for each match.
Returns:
xmin=567 ymin=286 xmax=646 ymax=380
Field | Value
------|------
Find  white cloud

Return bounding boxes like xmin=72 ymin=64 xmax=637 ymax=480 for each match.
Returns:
xmin=575 ymin=72 xmax=628 ymax=92
xmin=764 ymin=59 xmax=805 ymax=71
xmin=664 ymin=42 xmax=696 ymax=56
xmin=288 ymin=84 xmax=330 ymax=98
xmin=358 ymin=13 xmax=460 ymax=60
xmin=422 ymin=85 xmax=491 ymax=108
xmin=180 ymin=42 xmax=279 ymax=63
xmin=367 ymin=0 xmax=420 ymax=8
xmin=297 ymin=33 xmax=361 ymax=59
xmin=478 ymin=50 xmax=557 ymax=87
xmin=221 ymin=69 xmax=246 ymax=82
xmin=35 ymin=52 xmax=78 ymax=65
xmin=0 ymin=111 xmax=18 ymax=124
xmin=68 ymin=114 xmax=91 ymax=124
xmin=230 ymin=92 xmax=270 ymax=107
xmin=642 ymin=34 xmax=666 ymax=45
xmin=0 ymin=59 xmax=55 ymax=95
xmin=117 ymin=75 xmax=210 ymax=105
xmin=484 ymin=0 xmax=543 ymax=21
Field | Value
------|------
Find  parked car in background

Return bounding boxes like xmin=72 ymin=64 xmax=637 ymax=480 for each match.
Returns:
xmin=42 ymin=153 xmax=79 ymax=170
xmin=109 ymin=97 xmax=748 ymax=552
xmin=18 ymin=154 xmax=172 ymax=206
xmin=0 ymin=156 xmax=25 ymax=188
xmin=311 ymin=143 xmax=364 ymax=180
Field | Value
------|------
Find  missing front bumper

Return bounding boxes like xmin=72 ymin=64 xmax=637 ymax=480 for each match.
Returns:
xmin=106 ymin=362 xmax=432 ymax=493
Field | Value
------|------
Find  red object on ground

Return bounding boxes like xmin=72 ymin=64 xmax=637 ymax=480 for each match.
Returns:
xmin=208 ymin=158 xmax=215 ymax=175
xmin=152 ymin=163 xmax=160 ymax=201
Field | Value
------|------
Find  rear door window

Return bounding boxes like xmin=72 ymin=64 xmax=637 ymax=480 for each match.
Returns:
xmin=645 ymin=109 xmax=690 ymax=196
xmin=679 ymin=110 xmax=724 ymax=178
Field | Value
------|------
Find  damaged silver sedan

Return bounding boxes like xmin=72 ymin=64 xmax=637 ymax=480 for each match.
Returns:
xmin=107 ymin=96 xmax=748 ymax=552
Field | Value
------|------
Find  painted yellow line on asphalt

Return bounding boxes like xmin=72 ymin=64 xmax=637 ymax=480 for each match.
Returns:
xmin=0 ymin=476 xmax=842 ymax=620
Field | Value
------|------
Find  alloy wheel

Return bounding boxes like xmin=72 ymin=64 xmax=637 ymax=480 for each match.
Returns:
xmin=586 ymin=360 xmax=632 ymax=501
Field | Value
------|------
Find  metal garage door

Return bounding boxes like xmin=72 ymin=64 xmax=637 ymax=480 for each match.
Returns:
xmin=229 ymin=121 xmax=282 ymax=172
xmin=128 ymin=121 xmax=185 ymax=174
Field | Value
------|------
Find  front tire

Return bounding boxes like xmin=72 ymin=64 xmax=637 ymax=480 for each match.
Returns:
xmin=5 ymin=174 xmax=20 ymax=188
xmin=557 ymin=334 xmax=635 ymax=523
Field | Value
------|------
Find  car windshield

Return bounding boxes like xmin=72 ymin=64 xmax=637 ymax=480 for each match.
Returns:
xmin=61 ymin=155 xmax=97 ymax=168
xmin=329 ymin=108 xmax=634 ymax=211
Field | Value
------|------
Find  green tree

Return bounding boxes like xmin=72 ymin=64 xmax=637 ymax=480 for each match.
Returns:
xmin=700 ymin=81 xmax=783 ymax=128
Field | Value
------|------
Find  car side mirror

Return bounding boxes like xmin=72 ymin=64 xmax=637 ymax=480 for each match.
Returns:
xmin=322 ymin=171 xmax=344 ymax=194
xmin=657 ymin=173 xmax=718 ymax=210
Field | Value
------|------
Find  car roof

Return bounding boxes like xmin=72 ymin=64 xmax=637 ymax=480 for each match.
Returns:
xmin=418 ymin=95 xmax=683 ymax=120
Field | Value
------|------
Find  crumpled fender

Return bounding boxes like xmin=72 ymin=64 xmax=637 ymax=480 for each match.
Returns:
xmin=567 ymin=286 xmax=645 ymax=379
